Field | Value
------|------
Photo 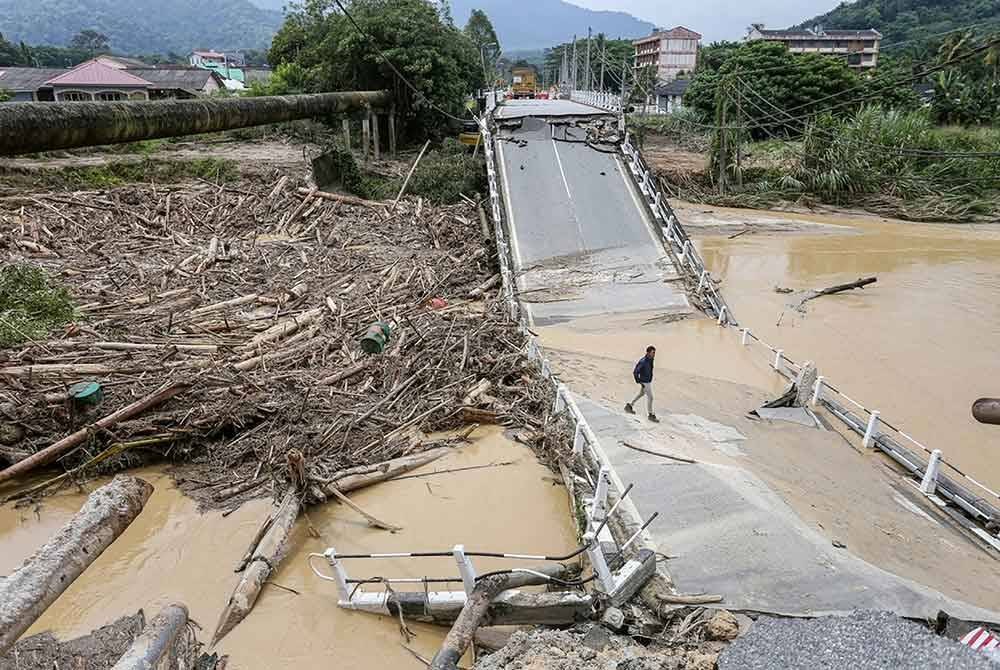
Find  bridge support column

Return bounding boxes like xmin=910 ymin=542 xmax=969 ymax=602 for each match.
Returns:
xmin=342 ymin=118 xmax=351 ymax=150
xmin=372 ymin=111 xmax=381 ymax=161
xmin=362 ymin=115 xmax=371 ymax=162
xmin=388 ymin=110 xmax=397 ymax=158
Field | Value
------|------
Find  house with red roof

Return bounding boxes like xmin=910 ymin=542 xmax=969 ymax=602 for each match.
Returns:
xmin=44 ymin=60 xmax=153 ymax=101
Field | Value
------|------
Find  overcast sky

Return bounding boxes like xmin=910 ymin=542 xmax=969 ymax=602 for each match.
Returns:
xmin=568 ymin=0 xmax=841 ymax=43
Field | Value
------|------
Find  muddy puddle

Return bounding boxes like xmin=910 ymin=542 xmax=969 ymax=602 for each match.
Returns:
xmin=0 ymin=427 xmax=576 ymax=668
xmin=684 ymin=204 xmax=1000 ymax=492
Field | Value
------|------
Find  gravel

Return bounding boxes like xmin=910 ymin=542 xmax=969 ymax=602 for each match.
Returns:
xmin=719 ymin=610 xmax=997 ymax=670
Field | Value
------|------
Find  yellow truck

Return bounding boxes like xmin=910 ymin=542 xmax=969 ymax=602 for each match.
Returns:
xmin=510 ymin=65 xmax=538 ymax=99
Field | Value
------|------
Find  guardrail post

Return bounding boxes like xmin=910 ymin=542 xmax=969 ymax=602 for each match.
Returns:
xmin=681 ymin=240 xmax=691 ymax=264
xmin=741 ymin=328 xmax=750 ymax=346
xmin=324 ymin=548 xmax=352 ymax=603
xmin=453 ymin=544 xmax=477 ymax=595
xmin=811 ymin=376 xmax=825 ymax=405
xmin=773 ymin=349 xmax=784 ymax=373
xmin=697 ymin=269 xmax=708 ymax=291
xmin=919 ymin=449 xmax=943 ymax=495
xmin=584 ymin=530 xmax=616 ymax=592
xmin=554 ymin=384 xmax=568 ymax=412
xmin=717 ymin=305 xmax=727 ymax=326
xmin=862 ymin=410 xmax=881 ymax=449
xmin=573 ymin=422 xmax=585 ymax=456
xmin=653 ymin=190 xmax=661 ymax=215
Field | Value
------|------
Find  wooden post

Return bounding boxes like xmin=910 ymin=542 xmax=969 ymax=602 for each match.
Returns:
xmin=362 ymin=114 xmax=370 ymax=162
xmin=342 ymin=118 xmax=351 ymax=150
xmin=0 ymin=475 xmax=153 ymax=654
xmin=388 ymin=109 xmax=397 ymax=158
xmin=372 ymin=112 xmax=381 ymax=161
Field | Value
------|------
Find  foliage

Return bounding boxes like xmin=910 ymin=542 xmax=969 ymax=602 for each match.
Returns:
xmin=2 ymin=158 xmax=241 ymax=190
xmin=315 ymin=139 xmax=485 ymax=204
xmin=0 ymin=0 xmax=282 ymax=56
xmin=0 ymin=264 xmax=75 ymax=347
xmin=248 ymin=62 xmax=308 ymax=95
xmin=796 ymin=0 xmax=1000 ymax=47
xmin=69 ymin=29 xmax=108 ymax=52
xmin=0 ymin=88 xmax=9 ymax=102
xmin=269 ymin=0 xmax=483 ymax=137
xmin=685 ymin=41 xmax=861 ymax=139
xmin=464 ymin=9 xmax=500 ymax=82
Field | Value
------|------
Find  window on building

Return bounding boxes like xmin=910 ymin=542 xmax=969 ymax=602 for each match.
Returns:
xmin=96 ymin=91 xmax=127 ymax=101
xmin=58 ymin=91 xmax=92 ymax=101
xmin=847 ymin=53 xmax=862 ymax=66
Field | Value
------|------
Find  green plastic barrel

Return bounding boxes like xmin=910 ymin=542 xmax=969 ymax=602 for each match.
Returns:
xmin=360 ymin=321 xmax=392 ymax=354
xmin=68 ymin=380 xmax=104 ymax=409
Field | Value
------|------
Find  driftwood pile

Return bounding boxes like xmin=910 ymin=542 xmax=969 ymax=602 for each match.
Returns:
xmin=0 ymin=177 xmax=559 ymax=510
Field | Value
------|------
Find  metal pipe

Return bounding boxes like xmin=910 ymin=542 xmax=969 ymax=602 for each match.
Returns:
xmin=973 ymin=398 xmax=1000 ymax=425
xmin=0 ymin=90 xmax=391 ymax=155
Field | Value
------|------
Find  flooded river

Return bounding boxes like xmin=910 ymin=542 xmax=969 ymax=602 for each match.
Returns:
xmin=0 ymin=427 xmax=576 ymax=668
xmin=680 ymin=202 xmax=1000 ymax=493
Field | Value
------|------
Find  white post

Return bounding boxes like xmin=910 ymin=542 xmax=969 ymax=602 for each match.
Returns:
xmin=554 ymin=384 xmax=568 ymax=412
xmin=862 ymin=410 xmax=881 ymax=449
xmin=590 ymin=467 xmax=610 ymax=531
xmin=919 ymin=449 xmax=943 ymax=495
xmin=584 ymin=531 xmax=615 ymax=592
xmin=453 ymin=544 xmax=477 ymax=595
xmin=324 ymin=548 xmax=352 ymax=603
xmin=741 ymin=328 xmax=750 ymax=346
xmin=717 ymin=305 xmax=727 ymax=326
xmin=697 ymin=269 xmax=708 ymax=291
xmin=811 ymin=376 xmax=825 ymax=406
xmin=681 ymin=240 xmax=691 ymax=264
xmin=773 ymin=349 xmax=784 ymax=372
xmin=653 ymin=190 xmax=661 ymax=214
xmin=573 ymin=422 xmax=585 ymax=456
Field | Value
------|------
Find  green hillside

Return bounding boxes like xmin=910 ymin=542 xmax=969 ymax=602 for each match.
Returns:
xmin=797 ymin=0 xmax=1000 ymax=46
xmin=0 ymin=0 xmax=283 ymax=55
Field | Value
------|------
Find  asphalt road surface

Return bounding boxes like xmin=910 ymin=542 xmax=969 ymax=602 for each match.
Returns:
xmin=494 ymin=100 xmax=689 ymax=325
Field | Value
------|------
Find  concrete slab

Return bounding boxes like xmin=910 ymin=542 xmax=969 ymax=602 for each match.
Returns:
xmin=754 ymin=407 xmax=820 ymax=427
xmin=575 ymin=395 xmax=1000 ymax=623
xmin=495 ymin=99 xmax=606 ymax=119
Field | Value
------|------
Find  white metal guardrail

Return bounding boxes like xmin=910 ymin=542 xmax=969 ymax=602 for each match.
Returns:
xmin=570 ymin=90 xmax=623 ymax=113
xmin=615 ymin=126 xmax=1000 ymax=544
xmin=307 ymin=106 xmax=666 ymax=615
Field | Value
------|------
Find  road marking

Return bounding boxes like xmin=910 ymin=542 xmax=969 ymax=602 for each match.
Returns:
xmin=615 ymin=155 xmax=662 ymax=250
xmin=551 ymin=138 xmax=573 ymax=200
xmin=496 ymin=132 xmax=534 ymax=326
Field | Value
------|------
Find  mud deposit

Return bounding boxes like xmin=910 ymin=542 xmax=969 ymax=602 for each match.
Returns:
xmin=0 ymin=427 xmax=576 ymax=668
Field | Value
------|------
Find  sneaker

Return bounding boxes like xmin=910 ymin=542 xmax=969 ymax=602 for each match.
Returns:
xmin=648 ymin=414 xmax=660 ymax=423
xmin=624 ymin=403 xmax=636 ymax=415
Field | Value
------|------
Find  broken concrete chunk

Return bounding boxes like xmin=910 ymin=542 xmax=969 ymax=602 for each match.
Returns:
xmin=705 ymin=610 xmax=740 ymax=641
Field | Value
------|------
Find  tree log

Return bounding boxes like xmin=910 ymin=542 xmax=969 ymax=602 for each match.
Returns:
xmin=0 ymin=475 xmax=153 ymax=654
xmin=0 ymin=381 xmax=190 ymax=485
xmin=430 ymin=565 xmax=569 ymax=670
xmin=211 ymin=447 xmax=450 ymax=644
xmin=111 ymin=603 xmax=193 ymax=670
xmin=801 ymin=276 xmax=877 ymax=305
xmin=297 ymin=187 xmax=386 ymax=209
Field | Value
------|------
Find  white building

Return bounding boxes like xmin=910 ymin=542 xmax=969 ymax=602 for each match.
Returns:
xmin=189 ymin=50 xmax=227 ymax=68
xmin=633 ymin=26 xmax=702 ymax=84
xmin=746 ymin=25 xmax=882 ymax=70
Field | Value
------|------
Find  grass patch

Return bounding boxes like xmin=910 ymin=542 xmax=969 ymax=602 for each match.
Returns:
xmin=7 ymin=157 xmax=242 ymax=190
xmin=0 ymin=264 xmax=75 ymax=347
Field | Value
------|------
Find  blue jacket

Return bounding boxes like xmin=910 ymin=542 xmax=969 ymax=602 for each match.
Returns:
xmin=633 ymin=355 xmax=654 ymax=384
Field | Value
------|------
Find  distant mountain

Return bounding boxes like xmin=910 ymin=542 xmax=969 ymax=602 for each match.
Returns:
xmin=0 ymin=0 xmax=283 ymax=55
xmin=795 ymin=0 xmax=1000 ymax=46
xmin=449 ymin=0 xmax=655 ymax=50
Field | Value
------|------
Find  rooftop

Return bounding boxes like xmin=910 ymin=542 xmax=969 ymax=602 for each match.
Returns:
xmin=45 ymin=60 xmax=152 ymax=87
xmin=125 ymin=67 xmax=223 ymax=91
xmin=0 ymin=67 xmax=68 ymax=91
xmin=753 ymin=27 xmax=882 ymax=40
xmin=192 ymin=50 xmax=226 ymax=58
xmin=634 ymin=26 xmax=702 ymax=45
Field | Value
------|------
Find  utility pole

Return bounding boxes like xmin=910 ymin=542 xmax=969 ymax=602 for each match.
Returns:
xmin=735 ymin=74 xmax=743 ymax=189
xmin=584 ymin=27 xmax=592 ymax=92
xmin=621 ymin=59 xmax=628 ymax=102
xmin=571 ymin=36 xmax=578 ymax=91
xmin=599 ymin=41 xmax=606 ymax=91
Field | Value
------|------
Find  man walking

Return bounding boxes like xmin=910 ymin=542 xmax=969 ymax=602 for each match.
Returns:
xmin=625 ymin=346 xmax=659 ymax=422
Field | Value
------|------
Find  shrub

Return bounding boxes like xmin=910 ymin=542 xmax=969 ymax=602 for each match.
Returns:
xmin=0 ymin=264 xmax=75 ymax=347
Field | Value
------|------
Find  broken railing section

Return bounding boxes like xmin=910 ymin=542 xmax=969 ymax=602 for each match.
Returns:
xmin=618 ymin=126 xmax=1000 ymax=550
xmin=741 ymin=329 xmax=1000 ymax=550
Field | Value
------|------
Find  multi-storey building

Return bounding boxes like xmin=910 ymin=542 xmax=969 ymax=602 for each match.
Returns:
xmin=633 ymin=26 xmax=702 ymax=83
xmin=746 ymin=24 xmax=882 ymax=70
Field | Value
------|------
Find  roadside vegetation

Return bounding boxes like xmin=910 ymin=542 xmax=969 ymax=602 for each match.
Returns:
xmin=0 ymin=264 xmax=74 ymax=347
xmin=637 ymin=32 xmax=1000 ymax=222
xmin=0 ymin=156 xmax=240 ymax=190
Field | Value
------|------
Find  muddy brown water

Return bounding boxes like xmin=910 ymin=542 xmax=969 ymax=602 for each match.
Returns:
xmin=0 ymin=427 xmax=576 ymax=668
xmin=685 ymin=203 xmax=1000 ymax=493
